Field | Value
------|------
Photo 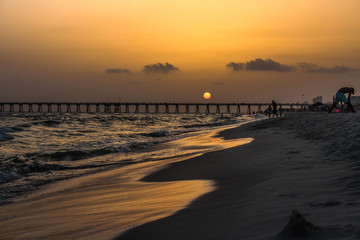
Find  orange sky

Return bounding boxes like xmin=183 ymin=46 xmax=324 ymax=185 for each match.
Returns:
xmin=1 ymin=0 xmax=359 ymax=102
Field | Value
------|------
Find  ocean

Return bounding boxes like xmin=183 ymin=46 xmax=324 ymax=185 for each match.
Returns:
xmin=0 ymin=113 xmax=262 ymax=204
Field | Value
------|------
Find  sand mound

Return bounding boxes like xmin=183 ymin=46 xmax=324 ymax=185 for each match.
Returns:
xmin=275 ymin=210 xmax=322 ymax=239
xmin=274 ymin=210 xmax=355 ymax=240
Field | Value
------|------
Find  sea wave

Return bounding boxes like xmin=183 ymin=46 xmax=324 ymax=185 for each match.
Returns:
xmin=0 ymin=113 xmax=259 ymax=203
xmin=32 ymin=120 xmax=63 ymax=126
xmin=0 ymin=161 xmax=68 ymax=183
xmin=0 ymin=132 xmax=14 ymax=142
xmin=0 ymin=160 xmax=136 ymax=184
xmin=183 ymin=119 xmax=237 ymax=129
xmin=140 ymin=130 xmax=171 ymax=138
xmin=0 ymin=125 xmax=29 ymax=142
xmin=0 ymin=127 xmax=15 ymax=142
xmin=21 ymin=141 xmax=156 ymax=162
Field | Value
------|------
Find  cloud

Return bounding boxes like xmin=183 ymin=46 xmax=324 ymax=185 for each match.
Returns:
xmin=142 ymin=62 xmax=180 ymax=74
xmin=298 ymin=63 xmax=353 ymax=74
xmin=105 ymin=68 xmax=132 ymax=74
xmin=227 ymin=58 xmax=296 ymax=72
xmin=226 ymin=62 xmax=244 ymax=71
xmin=227 ymin=58 xmax=354 ymax=74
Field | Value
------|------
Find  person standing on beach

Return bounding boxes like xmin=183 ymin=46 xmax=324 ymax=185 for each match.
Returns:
xmin=272 ymin=100 xmax=278 ymax=117
xmin=328 ymin=87 xmax=356 ymax=113
xmin=266 ymin=105 xmax=272 ymax=117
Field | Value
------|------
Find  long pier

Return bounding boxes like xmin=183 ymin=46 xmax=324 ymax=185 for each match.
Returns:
xmin=0 ymin=102 xmax=305 ymax=114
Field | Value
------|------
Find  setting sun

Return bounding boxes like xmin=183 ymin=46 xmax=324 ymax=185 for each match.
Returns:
xmin=203 ymin=92 xmax=211 ymax=100
xmin=1 ymin=1 xmax=360 ymax=239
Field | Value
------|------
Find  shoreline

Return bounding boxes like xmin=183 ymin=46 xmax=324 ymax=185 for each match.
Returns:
xmin=0 ymin=114 xmax=259 ymax=206
xmin=0 ymin=121 xmax=254 ymax=240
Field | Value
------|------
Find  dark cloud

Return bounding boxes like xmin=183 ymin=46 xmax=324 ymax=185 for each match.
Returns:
xmin=227 ymin=58 xmax=296 ymax=72
xmin=226 ymin=62 xmax=244 ymax=71
xmin=298 ymin=63 xmax=353 ymax=74
xmin=142 ymin=62 xmax=180 ymax=74
xmin=105 ymin=68 xmax=132 ymax=74
xmin=227 ymin=58 xmax=354 ymax=74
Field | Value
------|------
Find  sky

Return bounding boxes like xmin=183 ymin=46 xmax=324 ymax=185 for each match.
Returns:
xmin=1 ymin=0 xmax=359 ymax=103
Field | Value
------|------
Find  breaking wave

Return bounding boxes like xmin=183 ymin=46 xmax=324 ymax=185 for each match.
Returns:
xmin=0 ymin=113 xmax=259 ymax=204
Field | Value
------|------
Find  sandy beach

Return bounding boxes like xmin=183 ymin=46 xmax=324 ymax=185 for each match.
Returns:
xmin=1 ymin=113 xmax=360 ymax=240
xmin=119 ymin=113 xmax=360 ymax=240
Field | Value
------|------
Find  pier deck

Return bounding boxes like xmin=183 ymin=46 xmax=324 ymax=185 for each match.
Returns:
xmin=0 ymin=102 xmax=305 ymax=114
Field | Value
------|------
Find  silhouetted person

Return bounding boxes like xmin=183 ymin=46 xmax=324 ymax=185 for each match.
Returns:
xmin=272 ymin=100 xmax=278 ymax=117
xmin=328 ymin=87 xmax=356 ymax=113
xmin=266 ymin=105 xmax=272 ymax=117
xmin=279 ymin=107 xmax=284 ymax=116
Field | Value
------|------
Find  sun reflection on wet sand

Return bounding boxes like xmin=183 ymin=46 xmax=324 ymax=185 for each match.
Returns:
xmin=0 ymin=127 xmax=253 ymax=240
